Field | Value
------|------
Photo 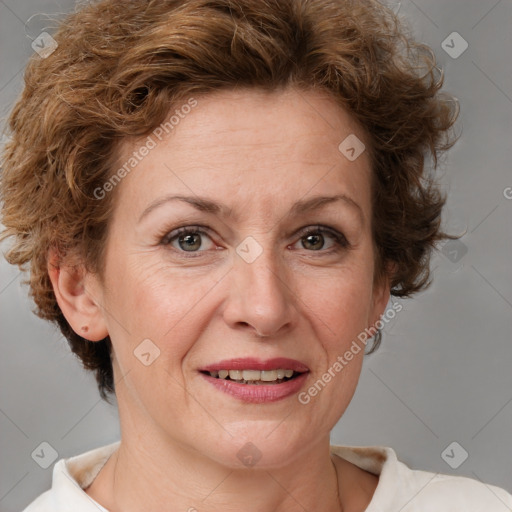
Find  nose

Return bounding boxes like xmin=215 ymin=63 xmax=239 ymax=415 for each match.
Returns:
xmin=222 ymin=243 xmax=296 ymax=339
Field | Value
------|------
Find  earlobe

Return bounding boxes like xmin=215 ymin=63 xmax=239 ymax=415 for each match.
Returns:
xmin=47 ymin=248 xmax=109 ymax=342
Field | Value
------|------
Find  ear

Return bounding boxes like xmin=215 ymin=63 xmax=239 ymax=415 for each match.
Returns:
xmin=369 ymin=261 xmax=397 ymax=326
xmin=47 ymin=247 xmax=109 ymax=341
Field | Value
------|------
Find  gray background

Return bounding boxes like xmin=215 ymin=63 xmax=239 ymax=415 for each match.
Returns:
xmin=1 ymin=0 xmax=511 ymax=510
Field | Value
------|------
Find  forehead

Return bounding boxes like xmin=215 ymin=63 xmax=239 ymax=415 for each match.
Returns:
xmin=113 ymin=87 xmax=372 ymax=224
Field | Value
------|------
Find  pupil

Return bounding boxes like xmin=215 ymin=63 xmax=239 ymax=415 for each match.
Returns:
xmin=304 ymin=233 xmax=323 ymax=250
xmin=179 ymin=233 xmax=201 ymax=251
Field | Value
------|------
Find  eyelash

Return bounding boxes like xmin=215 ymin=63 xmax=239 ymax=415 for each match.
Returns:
xmin=160 ymin=224 xmax=350 ymax=258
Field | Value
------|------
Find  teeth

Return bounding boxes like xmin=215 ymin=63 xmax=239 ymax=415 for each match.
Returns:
xmin=260 ymin=370 xmax=278 ymax=381
xmin=208 ymin=369 xmax=298 ymax=382
xmin=242 ymin=370 xmax=261 ymax=381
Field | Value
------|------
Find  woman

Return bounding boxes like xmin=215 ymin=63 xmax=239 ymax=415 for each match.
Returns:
xmin=1 ymin=0 xmax=511 ymax=510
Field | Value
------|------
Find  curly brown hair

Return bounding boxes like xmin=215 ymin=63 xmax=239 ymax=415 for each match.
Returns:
xmin=0 ymin=0 xmax=459 ymax=400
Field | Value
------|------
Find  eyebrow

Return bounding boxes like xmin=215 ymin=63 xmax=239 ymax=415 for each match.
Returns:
xmin=138 ymin=193 xmax=363 ymax=224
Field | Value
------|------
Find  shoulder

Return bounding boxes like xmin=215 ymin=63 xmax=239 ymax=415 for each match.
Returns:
xmin=402 ymin=466 xmax=512 ymax=511
xmin=331 ymin=444 xmax=512 ymax=511
xmin=21 ymin=489 xmax=53 ymax=512
xmin=21 ymin=441 xmax=119 ymax=511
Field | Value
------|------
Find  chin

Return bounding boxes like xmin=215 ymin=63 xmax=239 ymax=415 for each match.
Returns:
xmin=188 ymin=418 xmax=325 ymax=470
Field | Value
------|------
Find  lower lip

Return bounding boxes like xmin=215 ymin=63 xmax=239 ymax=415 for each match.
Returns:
xmin=200 ymin=372 xmax=309 ymax=403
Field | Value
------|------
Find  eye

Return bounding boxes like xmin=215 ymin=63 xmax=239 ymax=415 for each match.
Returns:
xmin=160 ymin=224 xmax=349 ymax=257
xmin=292 ymin=226 xmax=349 ymax=253
xmin=161 ymin=226 xmax=216 ymax=255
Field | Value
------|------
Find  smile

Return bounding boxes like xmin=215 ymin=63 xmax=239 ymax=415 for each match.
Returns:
xmin=204 ymin=369 xmax=301 ymax=385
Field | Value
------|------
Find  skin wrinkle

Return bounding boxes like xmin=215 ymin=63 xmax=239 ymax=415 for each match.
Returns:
xmin=0 ymin=1 xmax=464 ymax=509
xmin=0 ymin=0 xmax=458 ymax=400
xmin=71 ymin=88 xmax=388 ymax=511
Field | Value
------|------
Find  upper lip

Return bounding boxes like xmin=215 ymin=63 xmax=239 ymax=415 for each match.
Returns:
xmin=199 ymin=357 xmax=310 ymax=373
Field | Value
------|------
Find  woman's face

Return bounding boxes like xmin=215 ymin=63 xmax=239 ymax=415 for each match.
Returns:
xmin=90 ymin=87 xmax=390 ymax=467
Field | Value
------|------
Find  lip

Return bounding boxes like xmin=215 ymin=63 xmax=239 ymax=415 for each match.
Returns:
xmin=198 ymin=357 xmax=310 ymax=404
xmin=199 ymin=357 xmax=310 ymax=373
xmin=200 ymin=371 xmax=309 ymax=403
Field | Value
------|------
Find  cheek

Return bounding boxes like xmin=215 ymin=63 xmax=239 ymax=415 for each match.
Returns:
xmin=108 ymin=256 xmax=222 ymax=347
xmin=104 ymin=258 xmax=214 ymax=402
xmin=296 ymin=261 xmax=375 ymax=345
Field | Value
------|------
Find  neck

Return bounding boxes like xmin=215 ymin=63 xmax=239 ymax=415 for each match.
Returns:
xmin=88 ymin=430 xmax=343 ymax=512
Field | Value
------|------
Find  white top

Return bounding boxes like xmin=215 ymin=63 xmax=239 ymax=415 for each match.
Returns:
xmin=22 ymin=441 xmax=512 ymax=511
